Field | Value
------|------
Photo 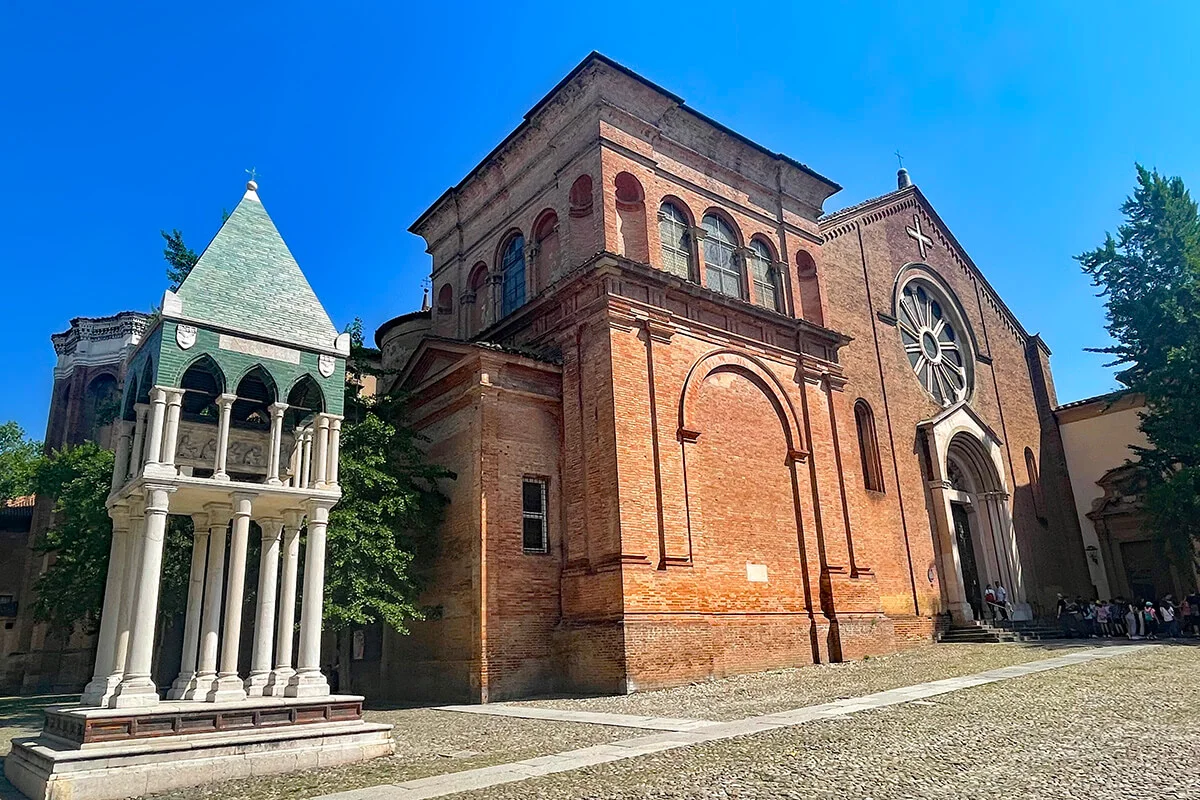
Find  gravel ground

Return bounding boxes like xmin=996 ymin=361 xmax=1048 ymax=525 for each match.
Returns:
xmin=515 ymin=642 xmax=1083 ymax=721
xmin=459 ymin=643 xmax=1198 ymax=800
xmin=0 ymin=694 xmax=75 ymax=756
xmin=147 ymin=708 xmax=629 ymax=800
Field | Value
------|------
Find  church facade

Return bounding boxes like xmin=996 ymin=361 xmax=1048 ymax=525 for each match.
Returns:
xmin=369 ymin=53 xmax=1091 ymax=703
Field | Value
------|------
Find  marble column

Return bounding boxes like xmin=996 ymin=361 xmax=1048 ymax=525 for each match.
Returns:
xmin=325 ymin=416 xmax=342 ymax=488
xmin=110 ymin=502 xmax=145 ymax=685
xmin=79 ymin=505 xmax=131 ymax=707
xmin=266 ymin=402 xmax=288 ymax=486
xmin=266 ymin=511 xmax=302 ymax=695
xmin=209 ymin=492 xmax=255 ymax=702
xmin=213 ymin=392 xmax=236 ymax=481
xmin=287 ymin=434 xmax=302 ymax=488
xmin=141 ymin=388 xmax=168 ymax=469
xmin=129 ymin=403 xmax=150 ymax=476
xmin=300 ymin=429 xmax=313 ymax=489
xmin=312 ymin=415 xmax=331 ymax=491
xmin=110 ymin=421 xmax=133 ymax=491
xmin=167 ymin=514 xmax=211 ymax=700
xmin=245 ymin=518 xmax=283 ymax=696
xmin=287 ymin=501 xmax=332 ymax=697
xmin=195 ymin=504 xmax=232 ymax=698
xmin=158 ymin=387 xmax=185 ymax=471
xmin=112 ymin=483 xmax=175 ymax=708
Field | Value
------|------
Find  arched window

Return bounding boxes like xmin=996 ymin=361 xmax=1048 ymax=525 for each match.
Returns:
xmin=467 ymin=262 xmax=489 ymax=334
xmin=285 ymin=375 xmax=324 ymax=431
xmin=500 ymin=233 xmax=526 ymax=317
xmin=82 ymin=374 xmax=120 ymax=437
xmin=614 ymin=172 xmax=648 ymax=262
xmin=658 ymin=201 xmax=692 ymax=280
xmin=855 ymin=400 xmax=884 ymax=492
xmin=1025 ymin=447 xmax=1045 ymax=520
xmin=568 ymin=175 xmax=594 ymax=218
xmin=795 ymin=250 xmax=823 ymax=325
xmin=749 ymin=239 xmax=780 ymax=311
xmin=436 ymin=283 xmax=454 ymax=315
xmin=702 ymin=213 xmax=742 ymax=299
xmin=532 ymin=210 xmax=560 ymax=293
xmin=180 ymin=355 xmax=225 ymax=419
xmin=233 ymin=366 xmax=276 ymax=427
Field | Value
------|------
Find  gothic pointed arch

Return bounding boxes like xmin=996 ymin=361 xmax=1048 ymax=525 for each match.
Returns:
xmin=232 ymin=365 xmax=277 ymax=426
xmin=285 ymin=374 xmax=325 ymax=431
xmin=678 ymin=348 xmax=805 ymax=459
xmin=180 ymin=354 xmax=225 ymax=419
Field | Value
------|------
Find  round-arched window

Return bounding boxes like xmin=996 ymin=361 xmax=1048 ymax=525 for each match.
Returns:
xmin=897 ymin=278 xmax=972 ymax=406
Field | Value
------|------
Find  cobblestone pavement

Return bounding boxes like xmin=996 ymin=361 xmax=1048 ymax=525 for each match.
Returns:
xmin=515 ymin=642 xmax=1083 ymax=721
xmin=456 ymin=643 xmax=1198 ymax=800
xmin=0 ymin=695 xmax=75 ymax=757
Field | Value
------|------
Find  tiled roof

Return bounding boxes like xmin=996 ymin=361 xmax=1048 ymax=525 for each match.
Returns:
xmin=818 ymin=187 xmax=908 ymax=227
xmin=175 ymin=186 xmax=338 ymax=353
xmin=1054 ymin=389 xmax=1131 ymax=412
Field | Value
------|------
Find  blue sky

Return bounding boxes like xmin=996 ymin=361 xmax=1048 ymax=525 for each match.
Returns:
xmin=2 ymin=2 xmax=1197 ymax=437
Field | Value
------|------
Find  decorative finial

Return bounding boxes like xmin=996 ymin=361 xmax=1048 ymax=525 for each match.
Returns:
xmin=894 ymin=150 xmax=904 ymax=169
xmin=420 ymin=286 xmax=430 ymax=312
xmin=245 ymin=167 xmax=259 ymax=192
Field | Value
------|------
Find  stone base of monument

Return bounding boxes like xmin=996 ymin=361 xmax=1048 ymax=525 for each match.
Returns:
xmin=3 ymin=695 xmax=393 ymax=800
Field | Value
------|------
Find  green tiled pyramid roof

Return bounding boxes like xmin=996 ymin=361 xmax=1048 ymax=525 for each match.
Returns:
xmin=174 ymin=184 xmax=339 ymax=353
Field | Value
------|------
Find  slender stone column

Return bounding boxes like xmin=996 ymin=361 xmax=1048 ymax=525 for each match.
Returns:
xmin=167 ymin=515 xmax=210 ymax=699
xmin=112 ymin=483 xmax=175 ymax=708
xmin=141 ymin=388 xmax=169 ymax=468
xmin=287 ymin=501 xmax=332 ymax=697
xmin=110 ymin=422 xmax=133 ymax=491
xmin=325 ymin=416 xmax=343 ymax=488
xmin=213 ymin=392 xmax=236 ymax=481
xmin=110 ymin=502 xmax=145 ymax=683
xmin=300 ymin=429 xmax=313 ymax=488
xmin=245 ymin=518 xmax=283 ymax=696
xmin=312 ymin=415 xmax=331 ymax=491
xmin=129 ymin=403 xmax=150 ymax=476
xmin=195 ymin=504 xmax=232 ymax=697
xmin=158 ymin=387 xmax=185 ymax=471
xmin=287 ymin=434 xmax=301 ymax=487
xmin=266 ymin=403 xmax=288 ymax=486
xmin=80 ymin=505 xmax=131 ymax=707
xmin=266 ymin=511 xmax=302 ymax=695
xmin=209 ymin=492 xmax=255 ymax=702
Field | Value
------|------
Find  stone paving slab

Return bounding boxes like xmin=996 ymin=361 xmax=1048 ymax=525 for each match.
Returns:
xmin=434 ymin=704 xmax=713 ymax=732
xmin=312 ymin=644 xmax=1152 ymax=800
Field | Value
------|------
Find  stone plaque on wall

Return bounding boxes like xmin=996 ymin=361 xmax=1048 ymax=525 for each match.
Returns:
xmin=218 ymin=333 xmax=301 ymax=365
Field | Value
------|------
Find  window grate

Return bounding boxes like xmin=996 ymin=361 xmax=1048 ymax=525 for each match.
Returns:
xmin=522 ymin=478 xmax=548 ymax=553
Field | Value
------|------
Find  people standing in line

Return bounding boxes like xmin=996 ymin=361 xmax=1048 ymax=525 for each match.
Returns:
xmin=995 ymin=582 xmax=1009 ymax=621
xmin=1056 ymin=593 xmax=1071 ymax=637
xmin=1095 ymin=600 xmax=1110 ymax=637
xmin=1125 ymin=600 xmax=1140 ymax=640
xmin=1159 ymin=597 xmax=1180 ymax=638
xmin=984 ymin=584 xmax=997 ymax=620
xmin=1082 ymin=600 xmax=1097 ymax=637
xmin=1142 ymin=601 xmax=1159 ymax=639
xmin=1187 ymin=590 xmax=1200 ymax=636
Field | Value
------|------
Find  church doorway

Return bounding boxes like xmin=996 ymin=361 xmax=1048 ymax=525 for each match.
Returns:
xmin=951 ymin=503 xmax=983 ymax=620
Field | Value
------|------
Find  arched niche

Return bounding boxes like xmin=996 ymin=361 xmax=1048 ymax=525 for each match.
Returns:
xmin=614 ymin=171 xmax=648 ymax=263
xmin=232 ymin=366 xmax=277 ymax=427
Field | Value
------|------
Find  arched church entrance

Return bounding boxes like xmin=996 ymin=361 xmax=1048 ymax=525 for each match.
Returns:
xmin=920 ymin=406 xmax=1030 ymax=624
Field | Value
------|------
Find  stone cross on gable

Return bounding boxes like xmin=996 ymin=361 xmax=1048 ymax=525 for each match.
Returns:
xmin=906 ymin=214 xmax=933 ymax=260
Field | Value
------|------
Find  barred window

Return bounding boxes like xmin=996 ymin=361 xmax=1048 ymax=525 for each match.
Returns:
xmin=500 ymin=234 xmax=526 ymax=317
xmin=702 ymin=214 xmax=742 ymax=299
xmin=658 ymin=202 xmax=692 ymax=280
xmin=749 ymin=239 xmax=780 ymax=311
xmin=522 ymin=478 xmax=548 ymax=553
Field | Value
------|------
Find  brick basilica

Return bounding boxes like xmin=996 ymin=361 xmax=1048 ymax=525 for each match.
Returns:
xmin=368 ymin=53 xmax=1092 ymax=703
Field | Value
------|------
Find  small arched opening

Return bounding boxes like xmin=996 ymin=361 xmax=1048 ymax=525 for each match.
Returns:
xmin=569 ymin=175 xmax=594 ymax=218
xmin=180 ymin=355 xmax=225 ymax=421
xmin=437 ymin=283 xmax=454 ymax=315
xmin=794 ymin=250 xmax=823 ymax=325
xmin=232 ymin=366 xmax=277 ymax=428
xmin=614 ymin=172 xmax=648 ymax=262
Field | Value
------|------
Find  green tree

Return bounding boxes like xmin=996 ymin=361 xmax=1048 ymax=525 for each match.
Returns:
xmin=30 ymin=443 xmax=115 ymax=632
xmin=161 ymin=229 xmax=198 ymax=291
xmin=322 ymin=323 xmax=453 ymax=682
xmin=1077 ymin=164 xmax=1200 ymax=573
xmin=0 ymin=421 xmax=41 ymax=502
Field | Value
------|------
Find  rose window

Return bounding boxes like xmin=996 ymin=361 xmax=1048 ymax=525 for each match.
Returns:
xmin=898 ymin=281 xmax=970 ymax=406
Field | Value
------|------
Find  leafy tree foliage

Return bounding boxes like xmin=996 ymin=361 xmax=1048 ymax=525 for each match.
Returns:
xmin=161 ymin=229 xmax=198 ymax=291
xmin=0 ymin=421 xmax=40 ymax=502
xmin=323 ymin=320 xmax=452 ymax=634
xmin=30 ymin=443 xmax=114 ymax=632
xmin=1078 ymin=164 xmax=1200 ymax=571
